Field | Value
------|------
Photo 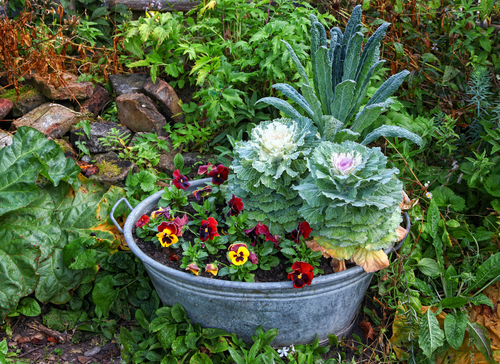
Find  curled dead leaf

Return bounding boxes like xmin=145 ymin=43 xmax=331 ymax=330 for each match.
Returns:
xmin=396 ymin=226 xmax=407 ymax=242
xmin=400 ymin=190 xmax=418 ymax=210
xmin=330 ymin=258 xmax=346 ymax=273
xmin=17 ymin=336 xmax=32 ymax=344
xmin=360 ymin=321 xmax=376 ymax=340
xmin=351 ymin=248 xmax=389 ymax=273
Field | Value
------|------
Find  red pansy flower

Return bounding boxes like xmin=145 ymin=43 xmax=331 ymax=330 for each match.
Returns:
xmin=136 ymin=215 xmax=149 ymax=228
xmin=197 ymin=162 xmax=214 ymax=175
xmin=199 ymin=217 xmax=219 ymax=242
xmin=158 ymin=221 xmax=179 ymax=235
xmin=208 ymin=164 xmax=229 ymax=185
xmin=290 ymin=221 xmax=312 ymax=243
xmin=173 ymin=169 xmax=190 ymax=190
xmin=193 ymin=186 xmax=213 ymax=201
xmin=158 ymin=213 xmax=188 ymax=238
xmin=288 ymin=261 xmax=314 ymax=289
xmin=227 ymin=194 xmax=244 ymax=217
xmin=245 ymin=223 xmax=279 ymax=247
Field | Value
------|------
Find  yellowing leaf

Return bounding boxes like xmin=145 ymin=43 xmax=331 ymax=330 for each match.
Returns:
xmin=351 ymin=248 xmax=389 ymax=273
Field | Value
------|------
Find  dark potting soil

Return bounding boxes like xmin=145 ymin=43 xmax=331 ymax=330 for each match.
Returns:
xmin=133 ymin=200 xmax=348 ymax=283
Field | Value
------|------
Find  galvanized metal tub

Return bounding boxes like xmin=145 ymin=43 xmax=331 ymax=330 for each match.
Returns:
xmin=111 ymin=178 xmax=410 ymax=346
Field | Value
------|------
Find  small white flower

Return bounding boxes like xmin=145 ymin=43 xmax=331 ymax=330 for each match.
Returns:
xmin=290 ymin=344 xmax=295 ymax=352
xmin=496 ymin=74 xmax=500 ymax=81
xmin=426 ymin=192 xmax=433 ymax=199
xmin=277 ymin=347 xmax=289 ymax=357
xmin=330 ymin=151 xmax=362 ymax=176
xmin=424 ymin=181 xmax=430 ymax=188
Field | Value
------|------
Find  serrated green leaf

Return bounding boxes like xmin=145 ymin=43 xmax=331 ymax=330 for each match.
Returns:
xmin=92 ymin=274 xmax=119 ymax=316
xmin=190 ymin=352 xmax=213 ymax=364
xmin=417 ymin=258 xmax=441 ymax=277
xmin=432 ymin=187 xmax=466 ymax=212
xmin=470 ymin=294 xmax=494 ymax=308
xmin=16 ymin=297 xmax=41 ymax=317
xmin=331 ymin=80 xmax=356 ymax=124
xmin=467 ymin=321 xmax=496 ymax=364
xmin=171 ymin=302 xmax=186 ymax=322
xmin=62 ymin=237 xmax=98 ymax=269
xmin=465 ymin=252 xmax=500 ymax=294
xmin=131 ymin=170 xmax=157 ymax=192
xmin=444 ymin=311 xmax=467 ymax=350
xmin=440 ymin=297 xmax=468 ymax=309
xmin=361 ymin=125 xmax=423 ymax=146
xmin=418 ymin=309 xmax=445 ymax=358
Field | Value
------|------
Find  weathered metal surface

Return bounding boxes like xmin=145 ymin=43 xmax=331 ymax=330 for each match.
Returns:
xmin=111 ymin=178 xmax=410 ymax=346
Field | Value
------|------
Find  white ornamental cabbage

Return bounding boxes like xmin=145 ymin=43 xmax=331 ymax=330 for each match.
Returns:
xmin=295 ymin=140 xmax=403 ymax=272
xmin=254 ymin=121 xmax=296 ymax=163
xmin=228 ymin=118 xmax=318 ymax=234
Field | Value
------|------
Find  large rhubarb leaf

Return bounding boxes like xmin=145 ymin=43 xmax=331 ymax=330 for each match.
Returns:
xmin=0 ymin=191 xmax=61 ymax=261
xmin=0 ymin=126 xmax=80 ymax=216
xmin=0 ymin=128 xmax=125 ymax=321
xmin=35 ymin=178 xmax=124 ymax=304
xmin=0 ymin=221 xmax=41 ymax=321
xmin=35 ymin=249 xmax=97 ymax=304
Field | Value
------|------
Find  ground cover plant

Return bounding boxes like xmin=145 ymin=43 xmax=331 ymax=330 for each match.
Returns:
xmin=1 ymin=0 xmax=500 ymax=363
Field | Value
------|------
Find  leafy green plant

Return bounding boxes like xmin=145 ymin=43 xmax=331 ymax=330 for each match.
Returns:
xmin=73 ymin=119 xmax=92 ymax=158
xmin=124 ymin=170 xmax=160 ymax=206
xmin=120 ymin=302 xmax=233 ymax=363
xmin=122 ymin=0 xmax=334 ymax=150
xmin=98 ymin=127 xmax=132 ymax=150
xmin=257 ymin=6 xmax=422 ymax=147
xmin=0 ymin=127 xmax=125 ymax=323
xmin=228 ymin=117 xmax=318 ymax=234
xmin=295 ymin=140 xmax=403 ymax=273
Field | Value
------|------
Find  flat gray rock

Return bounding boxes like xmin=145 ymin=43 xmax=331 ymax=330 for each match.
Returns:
xmin=109 ymin=74 xmax=151 ymax=96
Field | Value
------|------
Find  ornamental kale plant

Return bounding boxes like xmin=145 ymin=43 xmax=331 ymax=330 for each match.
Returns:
xmin=228 ymin=117 xmax=318 ymax=234
xmin=295 ymin=140 xmax=403 ymax=273
xmin=257 ymin=5 xmax=422 ymax=147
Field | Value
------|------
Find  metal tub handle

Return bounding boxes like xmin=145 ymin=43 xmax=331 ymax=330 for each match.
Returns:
xmin=110 ymin=197 xmax=134 ymax=233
